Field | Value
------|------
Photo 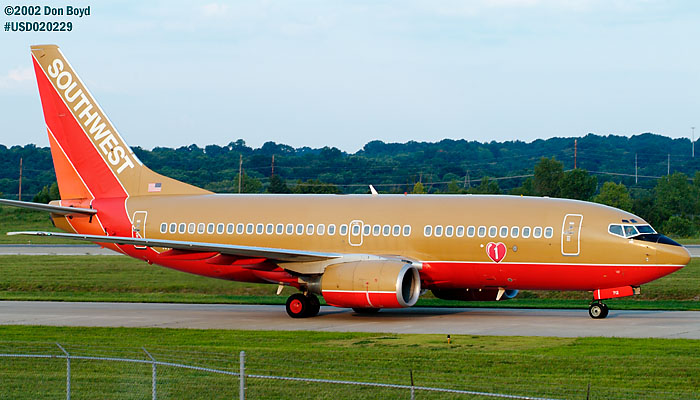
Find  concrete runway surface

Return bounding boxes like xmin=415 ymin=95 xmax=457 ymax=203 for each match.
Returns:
xmin=1 ymin=301 xmax=699 ymax=339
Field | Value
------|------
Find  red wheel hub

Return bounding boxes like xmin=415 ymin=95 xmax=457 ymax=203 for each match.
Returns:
xmin=290 ymin=299 xmax=304 ymax=314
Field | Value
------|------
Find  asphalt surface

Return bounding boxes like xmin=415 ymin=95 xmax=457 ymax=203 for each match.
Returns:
xmin=1 ymin=301 xmax=699 ymax=338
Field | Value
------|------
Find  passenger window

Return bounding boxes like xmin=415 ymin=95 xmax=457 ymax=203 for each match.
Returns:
xmin=169 ymin=223 xmax=177 ymax=234
xmin=217 ymin=223 xmax=225 ymax=234
xmin=236 ymin=223 xmax=244 ymax=234
xmin=510 ymin=226 xmax=519 ymax=238
xmin=286 ymin=224 xmax=294 ymax=234
xmin=328 ymin=224 xmax=336 ymax=235
xmin=208 ymin=223 xmax=215 ymax=234
xmin=393 ymin=225 xmax=401 ymax=236
xmin=226 ymin=224 xmax=234 ymax=234
xmin=256 ymin=224 xmax=264 ymax=234
xmin=340 ymin=225 xmax=348 ymax=235
xmin=488 ymin=226 xmax=497 ymax=238
xmin=353 ymin=225 xmax=361 ymax=235
xmin=467 ymin=226 xmax=476 ymax=237
xmin=544 ymin=227 xmax=553 ymax=238
xmin=317 ymin=224 xmax=325 ymax=235
xmin=246 ymin=224 xmax=253 ymax=234
xmin=522 ymin=226 xmax=531 ymax=238
xmin=373 ymin=225 xmax=381 ymax=236
xmin=383 ymin=225 xmax=391 ymax=236
xmin=178 ymin=223 xmax=185 ymax=233
xmin=434 ymin=225 xmax=443 ymax=237
xmin=456 ymin=226 xmax=464 ymax=237
xmin=296 ymin=224 xmax=304 ymax=235
xmin=363 ymin=225 xmax=371 ymax=236
xmin=445 ymin=226 xmax=454 ymax=237
xmin=403 ymin=225 xmax=411 ymax=236
xmin=199 ymin=223 xmax=206 ymax=234
xmin=306 ymin=224 xmax=314 ymax=235
xmin=266 ymin=224 xmax=274 ymax=234
xmin=424 ymin=225 xmax=432 ymax=237
xmin=533 ymin=227 xmax=542 ymax=238
xmin=477 ymin=226 xmax=486 ymax=237
xmin=499 ymin=226 xmax=508 ymax=238
xmin=160 ymin=223 xmax=167 ymax=234
xmin=276 ymin=224 xmax=284 ymax=234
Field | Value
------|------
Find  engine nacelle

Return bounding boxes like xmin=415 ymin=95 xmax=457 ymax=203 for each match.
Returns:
xmin=431 ymin=288 xmax=519 ymax=301
xmin=319 ymin=261 xmax=421 ymax=309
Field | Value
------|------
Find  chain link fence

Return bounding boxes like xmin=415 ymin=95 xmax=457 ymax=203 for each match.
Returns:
xmin=0 ymin=343 xmax=565 ymax=400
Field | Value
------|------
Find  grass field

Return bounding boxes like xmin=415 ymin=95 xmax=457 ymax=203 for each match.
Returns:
xmin=0 ymin=325 xmax=698 ymax=399
xmin=0 ymin=206 xmax=71 ymax=244
xmin=0 ymin=255 xmax=698 ymax=310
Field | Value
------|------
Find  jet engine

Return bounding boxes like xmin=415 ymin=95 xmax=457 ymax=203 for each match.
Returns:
xmin=431 ymin=288 xmax=519 ymax=301
xmin=314 ymin=261 xmax=421 ymax=309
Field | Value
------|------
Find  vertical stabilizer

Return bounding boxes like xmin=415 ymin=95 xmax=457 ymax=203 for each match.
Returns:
xmin=31 ymin=44 xmax=209 ymax=200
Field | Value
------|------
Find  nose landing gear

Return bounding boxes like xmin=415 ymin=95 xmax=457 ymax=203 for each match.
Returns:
xmin=588 ymin=301 xmax=609 ymax=319
xmin=285 ymin=293 xmax=321 ymax=318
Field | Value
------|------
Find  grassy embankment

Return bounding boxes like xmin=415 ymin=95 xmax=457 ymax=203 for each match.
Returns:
xmin=0 ymin=325 xmax=698 ymax=399
xmin=0 ymin=205 xmax=72 ymax=244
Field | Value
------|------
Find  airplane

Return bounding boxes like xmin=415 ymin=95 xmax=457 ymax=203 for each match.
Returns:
xmin=1 ymin=44 xmax=690 ymax=319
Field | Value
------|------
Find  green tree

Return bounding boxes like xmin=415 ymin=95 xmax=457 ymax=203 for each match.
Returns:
xmin=533 ymin=157 xmax=563 ymax=197
xmin=412 ymin=182 xmax=426 ymax=194
xmin=560 ymin=169 xmax=597 ymax=201
xmin=594 ymin=181 xmax=633 ymax=211
xmin=445 ymin=180 xmax=465 ymax=194
xmin=662 ymin=215 xmax=697 ymax=238
xmin=267 ymin=175 xmax=291 ymax=193
xmin=510 ymin=177 xmax=535 ymax=196
xmin=32 ymin=182 xmax=60 ymax=203
xmin=468 ymin=177 xmax=501 ymax=194
xmin=655 ymin=172 xmax=696 ymax=220
xmin=292 ymin=179 xmax=341 ymax=194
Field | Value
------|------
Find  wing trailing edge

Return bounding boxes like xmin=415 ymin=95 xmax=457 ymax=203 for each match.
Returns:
xmin=0 ymin=199 xmax=97 ymax=215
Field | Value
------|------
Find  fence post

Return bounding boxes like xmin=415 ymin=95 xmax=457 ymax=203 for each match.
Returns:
xmin=239 ymin=351 xmax=246 ymax=400
xmin=410 ymin=369 xmax=415 ymax=400
xmin=56 ymin=343 xmax=70 ymax=400
xmin=143 ymin=347 xmax=157 ymax=400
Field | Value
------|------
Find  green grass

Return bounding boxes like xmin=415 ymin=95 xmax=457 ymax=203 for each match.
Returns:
xmin=0 ymin=325 xmax=697 ymax=399
xmin=0 ymin=205 xmax=72 ymax=244
xmin=0 ymin=255 xmax=698 ymax=310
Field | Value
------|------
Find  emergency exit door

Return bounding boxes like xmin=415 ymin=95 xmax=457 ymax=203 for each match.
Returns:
xmin=561 ymin=214 xmax=583 ymax=256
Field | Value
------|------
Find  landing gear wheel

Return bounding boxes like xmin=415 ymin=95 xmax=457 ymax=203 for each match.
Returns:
xmin=352 ymin=307 xmax=380 ymax=314
xmin=589 ymin=302 xmax=609 ymax=319
xmin=306 ymin=294 xmax=320 ymax=317
xmin=286 ymin=293 xmax=309 ymax=318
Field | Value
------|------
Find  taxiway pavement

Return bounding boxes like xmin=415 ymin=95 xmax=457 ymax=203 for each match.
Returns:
xmin=1 ymin=301 xmax=698 ymax=339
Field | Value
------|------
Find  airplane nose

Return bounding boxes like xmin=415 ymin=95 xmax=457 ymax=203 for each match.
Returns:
xmin=656 ymin=242 xmax=691 ymax=268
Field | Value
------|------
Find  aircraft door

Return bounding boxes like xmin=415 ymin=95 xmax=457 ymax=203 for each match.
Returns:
xmin=349 ymin=220 xmax=363 ymax=246
xmin=561 ymin=214 xmax=583 ymax=256
xmin=132 ymin=211 xmax=147 ymax=249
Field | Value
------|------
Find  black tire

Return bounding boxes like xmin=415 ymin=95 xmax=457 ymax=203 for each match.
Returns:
xmin=588 ymin=303 xmax=608 ymax=319
xmin=306 ymin=294 xmax=321 ymax=317
xmin=352 ymin=307 xmax=380 ymax=314
xmin=286 ymin=293 xmax=309 ymax=318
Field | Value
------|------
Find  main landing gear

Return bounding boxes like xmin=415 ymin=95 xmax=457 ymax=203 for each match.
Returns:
xmin=588 ymin=301 xmax=609 ymax=319
xmin=285 ymin=293 xmax=320 ymax=318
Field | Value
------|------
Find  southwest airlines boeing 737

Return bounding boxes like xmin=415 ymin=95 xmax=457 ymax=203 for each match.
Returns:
xmin=1 ymin=45 xmax=690 ymax=319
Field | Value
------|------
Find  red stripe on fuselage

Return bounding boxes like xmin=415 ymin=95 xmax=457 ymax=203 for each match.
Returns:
xmin=421 ymin=261 xmax=683 ymax=291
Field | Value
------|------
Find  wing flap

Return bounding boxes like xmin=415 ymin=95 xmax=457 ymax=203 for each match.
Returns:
xmin=7 ymin=231 xmax=340 ymax=263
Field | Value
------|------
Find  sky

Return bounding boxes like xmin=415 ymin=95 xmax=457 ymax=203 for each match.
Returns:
xmin=1 ymin=0 xmax=699 ymax=152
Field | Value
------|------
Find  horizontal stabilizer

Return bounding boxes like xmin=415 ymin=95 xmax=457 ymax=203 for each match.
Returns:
xmin=7 ymin=231 xmax=340 ymax=263
xmin=0 ymin=199 xmax=96 ymax=215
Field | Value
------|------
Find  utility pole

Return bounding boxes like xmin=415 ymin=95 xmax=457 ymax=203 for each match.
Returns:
xmin=693 ymin=127 xmax=696 ymax=158
xmin=18 ymin=157 xmax=22 ymax=201
xmin=574 ymin=139 xmax=577 ymax=169
xmin=271 ymin=155 xmax=275 ymax=177
xmin=635 ymin=153 xmax=638 ymax=184
xmin=238 ymin=154 xmax=243 ymax=194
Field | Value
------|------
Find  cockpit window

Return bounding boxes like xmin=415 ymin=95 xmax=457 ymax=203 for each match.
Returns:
xmin=609 ymin=224 xmax=656 ymax=238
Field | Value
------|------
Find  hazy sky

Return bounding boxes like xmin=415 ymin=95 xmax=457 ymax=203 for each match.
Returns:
xmin=1 ymin=0 xmax=698 ymax=152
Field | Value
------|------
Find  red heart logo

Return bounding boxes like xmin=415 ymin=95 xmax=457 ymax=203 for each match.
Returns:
xmin=486 ymin=242 xmax=507 ymax=263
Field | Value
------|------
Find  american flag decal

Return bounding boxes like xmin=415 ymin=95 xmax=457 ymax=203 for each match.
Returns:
xmin=148 ymin=182 xmax=162 ymax=192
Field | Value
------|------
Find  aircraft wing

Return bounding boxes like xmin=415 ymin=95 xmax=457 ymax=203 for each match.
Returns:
xmin=8 ymin=231 xmax=342 ymax=263
xmin=0 ymin=199 xmax=96 ymax=215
